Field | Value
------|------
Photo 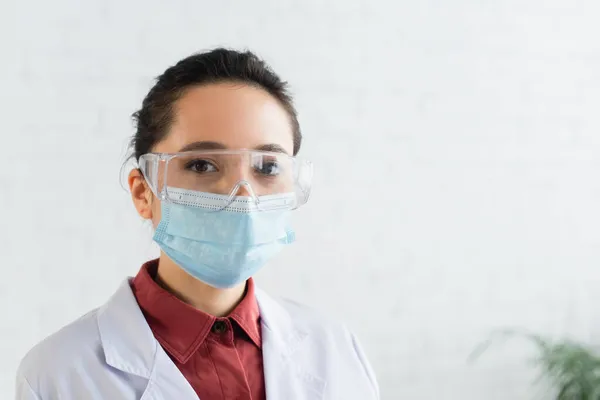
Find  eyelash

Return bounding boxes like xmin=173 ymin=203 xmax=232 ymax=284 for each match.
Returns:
xmin=183 ymin=159 xmax=281 ymax=176
xmin=184 ymin=159 xmax=218 ymax=172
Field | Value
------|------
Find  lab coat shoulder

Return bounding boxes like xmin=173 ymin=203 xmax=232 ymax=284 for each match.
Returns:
xmin=16 ymin=309 xmax=105 ymax=399
xmin=257 ymin=290 xmax=380 ymax=399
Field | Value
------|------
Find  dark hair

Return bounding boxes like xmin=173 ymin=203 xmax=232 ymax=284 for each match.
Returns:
xmin=129 ymin=48 xmax=301 ymax=161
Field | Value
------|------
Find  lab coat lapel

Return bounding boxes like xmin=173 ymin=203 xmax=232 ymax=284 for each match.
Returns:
xmin=97 ymin=279 xmax=199 ymax=400
xmin=98 ymin=280 xmax=327 ymax=399
xmin=140 ymin=347 xmax=199 ymax=400
xmin=256 ymin=288 xmax=327 ymax=399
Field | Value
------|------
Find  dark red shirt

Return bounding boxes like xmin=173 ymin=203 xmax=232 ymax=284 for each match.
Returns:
xmin=130 ymin=260 xmax=266 ymax=400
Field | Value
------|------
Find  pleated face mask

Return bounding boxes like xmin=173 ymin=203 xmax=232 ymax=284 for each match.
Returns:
xmin=138 ymin=149 xmax=313 ymax=288
xmin=153 ymin=188 xmax=296 ymax=288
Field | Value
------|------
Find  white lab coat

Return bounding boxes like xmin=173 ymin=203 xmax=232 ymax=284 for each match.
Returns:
xmin=16 ymin=279 xmax=379 ymax=399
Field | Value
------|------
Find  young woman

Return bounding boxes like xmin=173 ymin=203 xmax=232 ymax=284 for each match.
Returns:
xmin=16 ymin=48 xmax=379 ymax=400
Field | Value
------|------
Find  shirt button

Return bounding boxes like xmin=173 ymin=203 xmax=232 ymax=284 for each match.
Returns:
xmin=211 ymin=320 xmax=228 ymax=334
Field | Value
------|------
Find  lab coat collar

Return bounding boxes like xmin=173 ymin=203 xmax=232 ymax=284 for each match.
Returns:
xmin=97 ymin=279 xmax=326 ymax=399
xmin=97 ymin=279 xmax=157 ymax=378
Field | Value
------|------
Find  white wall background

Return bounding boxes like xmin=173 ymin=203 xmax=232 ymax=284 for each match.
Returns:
xmin=1 ymin=0 xmax=600 ymax=399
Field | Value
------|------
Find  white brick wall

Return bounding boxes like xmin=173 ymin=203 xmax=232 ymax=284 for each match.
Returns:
xmin=2 ymin=1 xmax=600 ymax=398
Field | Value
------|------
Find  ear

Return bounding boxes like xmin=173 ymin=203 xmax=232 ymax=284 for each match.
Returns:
xmin=128 ymin=169 xmax=153 ymax=220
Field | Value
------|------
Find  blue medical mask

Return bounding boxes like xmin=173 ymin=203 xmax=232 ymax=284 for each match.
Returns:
xmin=152 ymin=188 xmax=296 ymax=289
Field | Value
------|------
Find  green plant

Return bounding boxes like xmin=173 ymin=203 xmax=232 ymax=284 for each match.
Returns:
xmin=470 ymin=330 xmax=600 ymax=399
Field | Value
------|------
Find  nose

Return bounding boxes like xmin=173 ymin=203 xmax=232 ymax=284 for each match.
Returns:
xmin=233 ymin=181 xmax=258 ymax=202
xmin=212 ymin=159 xmax=247 ymax=194
xmin=224 ymin=160 xmax=256 ymax=197
xmin=232 ymin=180 xmax=257 ymax=199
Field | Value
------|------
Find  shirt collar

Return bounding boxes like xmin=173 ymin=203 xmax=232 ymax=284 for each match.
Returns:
xmin=130 ymin=259 xmax=262 ymax=364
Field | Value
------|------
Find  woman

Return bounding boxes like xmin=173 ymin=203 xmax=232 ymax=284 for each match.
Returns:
xmin=16 ymin=48 xmax=379 ymax=400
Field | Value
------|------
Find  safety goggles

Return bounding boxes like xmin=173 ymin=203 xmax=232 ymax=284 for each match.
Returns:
xmin=139 ymin=149 xmax=313 ymax=211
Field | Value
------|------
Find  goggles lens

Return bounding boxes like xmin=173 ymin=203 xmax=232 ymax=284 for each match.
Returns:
xmin=139 ymin=150 xmax=312 ymax=210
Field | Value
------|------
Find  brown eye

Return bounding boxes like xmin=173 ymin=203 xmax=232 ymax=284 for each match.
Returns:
xmin=185 ymin=159 xmax=218 ymax=173
xmin=254 ymin=160 xmax=281 ymax=176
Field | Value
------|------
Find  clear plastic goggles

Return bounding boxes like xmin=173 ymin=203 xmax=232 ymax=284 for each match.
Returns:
xmin=138 ymin=149 xmax=313 ymax=211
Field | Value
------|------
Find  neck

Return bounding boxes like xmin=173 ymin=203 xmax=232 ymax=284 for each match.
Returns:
xmin=155 ymin=253 xmax=247 ymax=317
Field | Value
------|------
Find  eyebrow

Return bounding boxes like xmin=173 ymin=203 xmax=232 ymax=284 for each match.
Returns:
xmin=178 ymin=141 xmax=289 ymax=155
xmin=253 ymin=143 xmax=289 ymax=155
xmin=178 ymin=141 xmax=227 ymax=152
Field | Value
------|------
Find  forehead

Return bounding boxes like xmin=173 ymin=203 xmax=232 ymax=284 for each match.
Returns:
xmin=153 ymin=82 xmax=294 ymax=154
